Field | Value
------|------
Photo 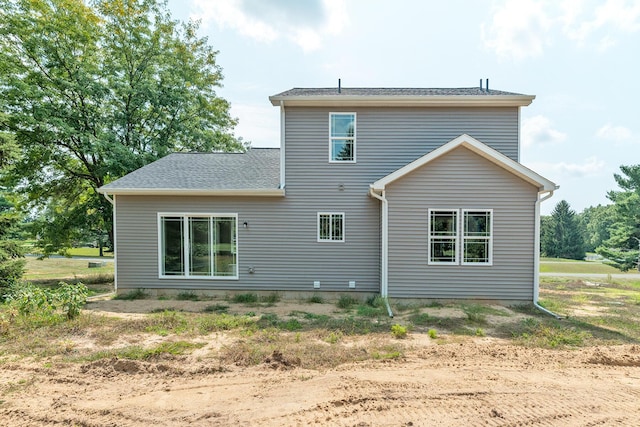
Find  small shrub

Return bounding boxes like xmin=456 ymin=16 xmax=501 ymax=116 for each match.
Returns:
xmin=307 ymin=294 xmax=324 ymax=304
xmin=56 ymin=282 xmax=89 ymax=319
xmin=475 ymin=328 xmax=485 ymax=337
xmin=428 ymin=329 xmax=438 ymax=339
xmin=114 ymin=289 xmax=148 ymax=300
xmin=391 ymin=324 xmax=408 ymax=339
xmin=232 ymin=293 xmax=258 ymax=304
xmin=336 ymin=295 xmax=358 ymax=309
xmin=176 ymin=291 xmax=199 ymax=301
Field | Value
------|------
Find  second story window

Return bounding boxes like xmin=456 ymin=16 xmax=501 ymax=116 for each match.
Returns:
xmin=330 ymin=113 xmax=356 ymax=162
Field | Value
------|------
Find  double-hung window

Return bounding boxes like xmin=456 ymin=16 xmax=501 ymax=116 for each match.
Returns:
xmin=318 ymin=212 xmax=345 ymax=242
xmin=159 ymin=214 xmax=238 ymax=278
xmin=329 ymin=113 xmax=356 ymax=162
xmin=428 ymin=209 xmax=492 ymax=265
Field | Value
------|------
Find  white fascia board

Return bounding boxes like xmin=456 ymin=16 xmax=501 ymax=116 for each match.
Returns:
xmin=97 ymin=188 xmax=285 ymax=197
xmin=370 ymin=134 xmax=557 ymax=192
xmin=269 ymin=95 xmax=535 ymax=108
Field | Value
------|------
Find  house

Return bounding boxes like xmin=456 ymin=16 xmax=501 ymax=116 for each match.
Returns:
xmin=98 ymin=85 xmax=557 ymax=306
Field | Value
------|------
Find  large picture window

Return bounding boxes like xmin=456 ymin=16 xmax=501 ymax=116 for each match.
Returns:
xmin=329 ymin=113 xmax=356 ymax=162
xmin=428 ymin=209 xmax=492 ymax=265
xmin=159 ymin=214 xmax=237 ymax=278
xmin=318 ymin=212 xmax=345 ymax=242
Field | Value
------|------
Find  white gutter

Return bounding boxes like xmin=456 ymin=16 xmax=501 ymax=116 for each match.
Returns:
xmin=534 ymin=188 xmax=561 ymax=318
xmin=369 ymin=187 xmax=393 ymax=318
xmin=279 ymin=100 xmax=286 ymax=189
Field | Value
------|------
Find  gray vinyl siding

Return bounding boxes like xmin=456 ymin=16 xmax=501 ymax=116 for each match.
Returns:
xmin=385 ymin=147 xmax=539 ymax=300
xmin=114 ymin=194 xmax=380 ymax=292
xmin=114 ymin=105 xmax=523 ymax=295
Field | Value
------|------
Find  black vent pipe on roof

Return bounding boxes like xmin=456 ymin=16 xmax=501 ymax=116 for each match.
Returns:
xmin=338 ymin=78 xmax=341 ymax=93
xmin=486 ymin=78 xmax=489 ymax=92
xmin=479 ymin=78 xmax=483 ymax=91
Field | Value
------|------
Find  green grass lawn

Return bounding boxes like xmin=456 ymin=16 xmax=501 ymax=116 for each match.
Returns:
xmin=540 ymin=258 xmax=637 ymax=274
xmin=66 ymin=247 xmax=113 ymax=257
xmin=23 ymin=256 xmax=114 ymax=281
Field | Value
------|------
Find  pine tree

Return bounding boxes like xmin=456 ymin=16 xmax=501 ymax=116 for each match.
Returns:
xmin=542 ymin=200 xmax=585 ymax=260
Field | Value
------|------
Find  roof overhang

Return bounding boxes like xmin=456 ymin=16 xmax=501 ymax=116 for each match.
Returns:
xmin=269 ymin=95 xmax=536 ymax=108
xmin=97 ymin=188 xmax=285 ymax=197
xmin=370 ymin=134 xmax=557 ymax=194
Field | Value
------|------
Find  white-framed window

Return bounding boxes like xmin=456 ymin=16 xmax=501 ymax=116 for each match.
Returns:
xmin=462 ymin=210 xmax=493 ymax=265
xmin=428 ymin=209 xmax=493 ymax=265
xmin=317 ymin=212 xmax=345 ymax=242
xmin=428 ymin=210 xmax=459 ymax=264
xmin=158 ymin=213 xmax=238 ymax=279
xmin=329 ymin=112 xmax=356 ymax=162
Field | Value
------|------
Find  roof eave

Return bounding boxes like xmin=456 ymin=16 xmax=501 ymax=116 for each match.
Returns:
xmin=269 ymin=95 xmax=536 ymax=107
xmin=97 ymin=188 xmax=285 ymax=197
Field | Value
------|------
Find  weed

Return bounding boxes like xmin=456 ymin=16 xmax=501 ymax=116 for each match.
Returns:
xmin=325 ymin=331 xmax=343 ymax=344
xmin=336 ymin=295 xmax=358 ymax=309
xmin=261 ymin=293 xmax=280 ymax=304
xmin=307 ymin=294 xmax=324 ymax=304
xmin=203 ymin=304 xmax=229 ymax=313
xmin=475 ymin=328 xmax=485 ymax=337
xmin=87 ymin=341 xmax=204 ymax=361
xmin=408 ymin=312 xmax=430 ymax=325
xmin=176 ymin=291 xmax=199 ymax=301
xmin=114 ymin=289 xmax=148 ymax=300
xmin=197 ymin=313 xmax=255 ymax=333
xmin=232 ymin=293 xmax=258 ymax=304
xmin=356 ymin=304 xmax=386 ymax=317
xmin=391 ymin=324 xmax=408 ymax=339
xmin=428 ymin=329 xmax=438 ymax=339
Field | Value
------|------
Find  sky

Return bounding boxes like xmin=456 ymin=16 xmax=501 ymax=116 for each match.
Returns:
xmin=167 ymin=0 xmax=640 ymax=214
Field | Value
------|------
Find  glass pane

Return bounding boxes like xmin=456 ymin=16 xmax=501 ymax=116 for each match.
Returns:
xmin=332 ymin=214 xmax=343 ymax=241
xmin=464 ymin=211 xmax=491 ymax=236
xmin=214 ymin=217 xmax=236 ymax=276
xmin=464 ymin=238 xmax=489 ymax=263
xmin=331 ymin=114 xmax=354 ymax=137
xmin=162 ymin=217 xmax=184 ymax=275
xmin=431 ymin=211 xmax=457 ymax=236
xmin=431 ymin=239 xmax=456 ymax=263
xmin=319 ymin=214 xmax=330 ymax=240
xmin=189 ymin=217 xmax=211 ymax=276
xmin=331 ymin=139 xmax=354 ymax=161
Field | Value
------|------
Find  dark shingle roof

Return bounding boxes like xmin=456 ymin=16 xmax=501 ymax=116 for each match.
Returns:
xmin=99 ymin=148 xmax=280 ymax=193
xmin=271 ymin=87 xmax=526 ymax=97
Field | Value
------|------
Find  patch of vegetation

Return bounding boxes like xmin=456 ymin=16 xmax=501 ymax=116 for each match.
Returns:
xmin=86 ymin=341 xmax=204 ymax=361
xmin=176 ymin=291 xmax=199 ymax=301
xmin=408 ymin=312 xmax=431 ymax=325
xmin=203 ymin=304 xmax=229 ymax=313
xmin=4 ymin=281 xmax=89 ymax=321
xmin=512 ymin=318 xmax=591 ymax=348
xmin=336 ymin=295 xmax=359 ymax=310
xmin=391 ymin=324 xmax=407 ymax=339
xmin=231 ymin=293 xmax=258 ymax=304
xmin=428 ymin=329 xmax=438 ymax=339
xmin=306 ymin=294 xmax=324 ymax=304
xmin=260 ymin=293 xmax=280 ymax=304
xmin=114 ymin=289 xmax=148 ymax=300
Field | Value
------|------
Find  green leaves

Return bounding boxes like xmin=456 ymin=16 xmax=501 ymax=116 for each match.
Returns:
xmin=541 ymin=200 xmax=585 ymax=260
xmin=0 ymin=0 xmax=245 ymax=253
xmin=596 ymin=164 xmax=640 ymax=271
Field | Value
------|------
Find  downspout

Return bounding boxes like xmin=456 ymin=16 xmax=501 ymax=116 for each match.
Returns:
xmin=100 ymin=192 xmax=117 ymax=293
xmin=534 ymin=189 xmax=560 ymax=318
xmin=279 ymin=100 xmax=286 ymax=190
xmin=369 ymin=187 xmax=393 ymax=318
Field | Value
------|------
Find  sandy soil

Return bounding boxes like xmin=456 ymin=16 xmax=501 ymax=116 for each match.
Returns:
xmin=2 ymin=302 xmax=640 ymax=426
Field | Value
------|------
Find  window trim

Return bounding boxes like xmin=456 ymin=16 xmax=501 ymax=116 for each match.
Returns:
xmin=317 ymin=212 xmax=345 ymax=242
xmin=328 ymin=112 xmax=356 ymax=163
xmin=427 ymin=209 xmax=459 ymax=265
xmin=461 ymin=209 xmax=493 ymax=266
xmin=427 ymin=208 xmax=493 ymax=266
xmin=157 ymin=213 xmax=239 ymax=280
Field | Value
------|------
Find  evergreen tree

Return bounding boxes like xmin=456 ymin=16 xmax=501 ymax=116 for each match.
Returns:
xmin=541 ymin=200 xmax=585 ymax=260
xmin=0 ymin=114 xmax=25 ymax=295
xmin=597 ymin=165 xmax=640 ymax=271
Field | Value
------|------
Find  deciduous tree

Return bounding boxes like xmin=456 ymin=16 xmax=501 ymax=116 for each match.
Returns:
xmin=0 ymin=0 xmax=244 ymax=255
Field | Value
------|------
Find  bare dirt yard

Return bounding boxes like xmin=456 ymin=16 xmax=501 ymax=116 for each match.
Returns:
xmin=2 ymin=288 xmax=640 ymax=426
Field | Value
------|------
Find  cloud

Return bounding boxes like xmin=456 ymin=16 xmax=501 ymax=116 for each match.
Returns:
xmin=528 ymin=156 xmax=606 ymax=177
xmin=483 ymin=0 xmax=640 ymax=59
xmin=481 ymin=0 xmax=552 ymax=60
xmin=192 ymin=0 xmax=348 ymax=52
xmin=522 ymin=115 xmax=567 ymax=147
xmin=596 ymin=123 xmax=633 ymax=141
xmin=230 ymin=103 xmax=280 ymax=148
